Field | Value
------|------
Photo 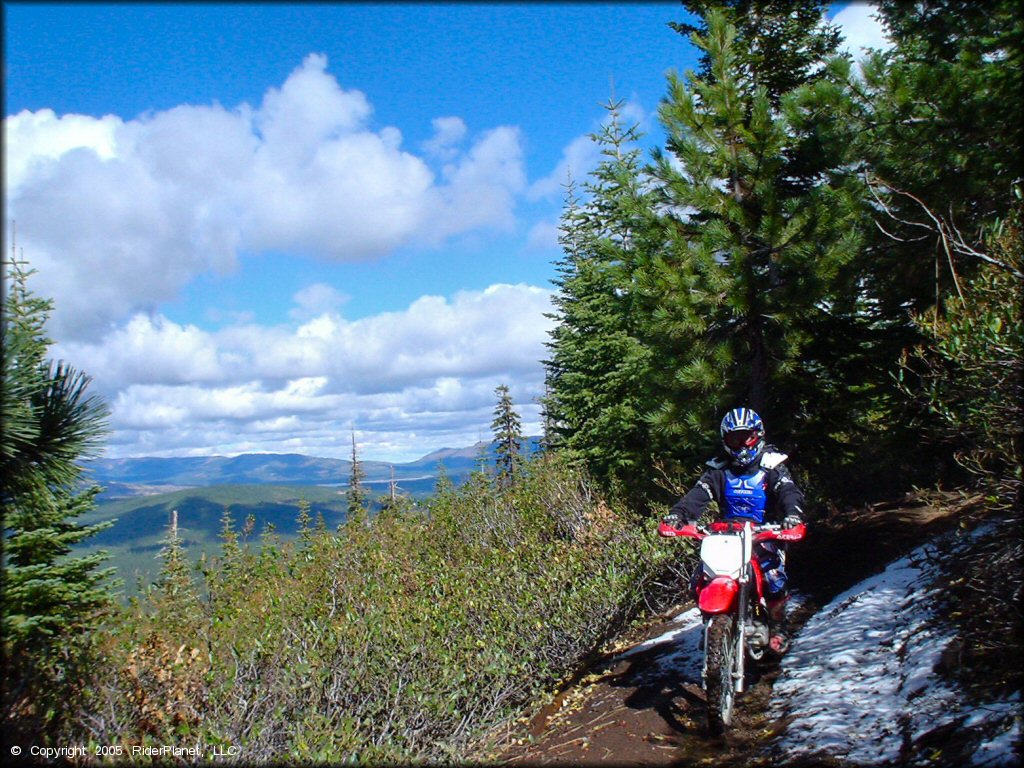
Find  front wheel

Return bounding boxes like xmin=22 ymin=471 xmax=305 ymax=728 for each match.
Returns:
xmin=704 ymin=615 xmax=736 ymax=735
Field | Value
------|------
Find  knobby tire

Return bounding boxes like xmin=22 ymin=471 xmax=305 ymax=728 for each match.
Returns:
xmin=704 ymin=615 xmax=736 ymax=735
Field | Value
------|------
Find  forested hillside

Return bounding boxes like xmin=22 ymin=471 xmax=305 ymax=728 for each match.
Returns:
xmin=75 ymin=444 xmax=541 ymax=597
xmin=2 ymin=1 xmax=1020 ymax=764
xmin=543 ymin=0 xmax=1021 ymax=511
xmin=83 ymin=441 xmax=541 ymax=493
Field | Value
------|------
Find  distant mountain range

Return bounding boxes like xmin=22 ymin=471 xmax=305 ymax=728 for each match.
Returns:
xmin=76 ymin=438 xmax=542 ymax=597
xmin=83 ymin=438 xmax=542 ymax=500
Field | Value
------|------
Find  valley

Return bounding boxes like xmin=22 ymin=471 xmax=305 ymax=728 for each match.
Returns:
xmin=76 ymin=440 xmax=538 ymax=596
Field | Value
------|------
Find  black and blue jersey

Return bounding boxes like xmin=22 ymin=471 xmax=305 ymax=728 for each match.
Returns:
xmin=669 ymin=446 xmax=804 ymax=525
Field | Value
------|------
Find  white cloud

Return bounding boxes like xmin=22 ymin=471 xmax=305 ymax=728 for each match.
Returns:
xmin=5 ymin=53 xmax=528 ymax=341
xmin=426 ymin=126 xmax=527 ymax=240
xmin=289 ymin=283 xmax=349 ymax=320
xmin=56 ymin=314 xmax=226 ymax=390
xmin=253 ymin=53 xmax=372 ymax=161
xmin=56 ymin=283 xmax=554 ymax=461
xmin=832 ymin=2 xmax=892 ymax=59
xmin=422 ymin=116 xmax=468 ymax=161
xmin=3 ymin=109 xmax=121 ymax=191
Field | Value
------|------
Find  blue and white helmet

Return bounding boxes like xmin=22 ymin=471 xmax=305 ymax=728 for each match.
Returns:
xmin=720 ymin=407 xmax=766 ymax=467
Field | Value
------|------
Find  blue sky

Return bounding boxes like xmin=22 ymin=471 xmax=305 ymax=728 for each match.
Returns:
xmin=3 ymin=2 xmax=887 ymax=462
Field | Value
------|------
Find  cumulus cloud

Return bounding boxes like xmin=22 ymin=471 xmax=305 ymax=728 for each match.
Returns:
xmin=62 ymin=314 xmax=227 ymax=390
xmin=422 ymin=116 xmax=468 ymax=161
xmin=425 ymin=126 xmax=526 ymax=239
xmin=289 ymin=283 xmax=349 ymax=320
xmin=832 ymin=2 xmax=892 ymax=59
xmin=4 ymin=109 xmax=121 ymax=191
xmin=55 ymin=283 xmax=554 ymax=460
xmin=5 ymin=53 xmax=527 ymax=340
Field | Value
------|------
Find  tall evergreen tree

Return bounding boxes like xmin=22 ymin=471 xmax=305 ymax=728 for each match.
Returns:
xmin=154 ymin=509 xmax=192 ymax=600
xmin=852 ymin=0 xmax=1023 ymax=488
xmin=845 ymin=0 xmax=1022 ymax=320
xmin=296 ymin=497 xmax=314 ymax=543
xmin=544 ymin=0 xmax=1017 ymax=503
xmin=543 ymin=99 xmax=660 ymax=503
xmin=1 ymin=255 xmax=113 ymax=735
xmin=150 ymin=508 xmax=201 ymax=635
xmin=491 ymin=384 xmax=524 ymax=485
xmin=216 ymin=505 xmax=242 ymax=579
xmin=645 ymin=7 xmax=866 ymax=486
xmin=346 ymin=430 xmax=368 ymax=524
xmin=670 ymin=0 xmax=842 ymax=106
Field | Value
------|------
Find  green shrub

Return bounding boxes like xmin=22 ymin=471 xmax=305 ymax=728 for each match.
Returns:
xmin=897 ymin=197 xmax=1022 ymax=487
xmin=76 ymin=452 xmax=679 ymax=763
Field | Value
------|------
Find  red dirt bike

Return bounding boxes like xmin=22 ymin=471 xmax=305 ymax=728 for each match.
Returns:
xmin=658 ymin=519 xmax=806 ymax=734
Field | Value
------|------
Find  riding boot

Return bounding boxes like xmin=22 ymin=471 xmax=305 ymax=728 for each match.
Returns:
xmin=766 ymin=595 xmax=789 ymax=655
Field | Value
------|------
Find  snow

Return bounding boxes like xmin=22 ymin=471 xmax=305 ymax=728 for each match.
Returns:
xmin=615 ymin=523 xmax=1021 ymax=766
xmin=770 ymin=522 xmax=1021 ymax=766
xmin=616 ymin=605 xmax=705 ymax=685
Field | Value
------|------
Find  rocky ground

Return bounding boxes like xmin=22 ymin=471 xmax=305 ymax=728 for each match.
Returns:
xmin=482 ymin=491 xmax=1013 ymax=767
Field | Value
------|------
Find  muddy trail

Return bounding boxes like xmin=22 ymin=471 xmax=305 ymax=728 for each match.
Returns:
xmin=489 ymin=493 xmax=975 ymax=767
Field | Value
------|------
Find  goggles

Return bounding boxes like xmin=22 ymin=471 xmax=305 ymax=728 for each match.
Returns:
xmin=724 ymin=429 xmax=760 ymax=450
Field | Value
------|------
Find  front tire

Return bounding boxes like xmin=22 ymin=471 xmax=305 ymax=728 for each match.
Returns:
xmin=704 ymin=615 xmax=736 ymax=735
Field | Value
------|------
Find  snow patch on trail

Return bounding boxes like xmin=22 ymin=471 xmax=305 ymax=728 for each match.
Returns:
xmin=615 ymin=594 xmax=807 ymax=687
xmin=768 ymin=523 xmax=1021 ymax=766
xmin=616 ymin=606 xmax=704 ymax=685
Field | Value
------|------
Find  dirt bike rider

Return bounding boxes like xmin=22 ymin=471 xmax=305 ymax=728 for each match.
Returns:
xmin=662 ymin=407 xmax=805 ymax=655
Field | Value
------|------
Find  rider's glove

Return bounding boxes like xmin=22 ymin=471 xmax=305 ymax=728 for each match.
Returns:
xmin=662 ymin=512 xmax=687 ymax=528
xmin=782 ymin=514 xmax=803 ymax=529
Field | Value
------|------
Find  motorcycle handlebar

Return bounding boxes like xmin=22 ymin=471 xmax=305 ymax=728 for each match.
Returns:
xmin=657 ymin=520 xmax=806 ymax=542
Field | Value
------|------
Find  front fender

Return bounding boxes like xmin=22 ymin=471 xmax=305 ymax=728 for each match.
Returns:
xmin=698 ymin=576 xmax=739 ymax=614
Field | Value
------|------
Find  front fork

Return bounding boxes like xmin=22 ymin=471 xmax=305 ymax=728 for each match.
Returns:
xmin=734 ymin=523 xmax=755 ymax=694
xmin=700 ymin=522 xmax=755 ymax=695
xmin=734 ymin=571 xmax=749 ymax=693
xmin=699 ymin=570 xmax=750 ymax=695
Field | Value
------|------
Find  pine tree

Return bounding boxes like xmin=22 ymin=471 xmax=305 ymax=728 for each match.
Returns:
xmin=846 ymin=0 xmax=1022 ymax=320
xmin=1 ymin=253 xmax=113 ymax=734
xmin=543 ymin=99 xmax=660 ymax=503
xmin=296 ymin=497 xmax=314 ymax=543
xmin=491 ymin=384 xmax=524 ymax=485
xmin=433 ymin=463 xmax=454 ymax=498
xmin=150 ymin=508 xmax=200 ymax=634
xmin=346 ymin=431 xmax=368 ymax=524
xmin=645 ymin=8 xmax=864 ymax=480
xmin=204 ymin=505 xmax=242 ymax=623
xmin=219 ymin=505 xmax=240 ymax=563
xmin=314 ymin=511 xmax=328 ymax=534
xmin=829 ymin=0 xmax=1024 ymax=491
xmin=670 ymin=0 xmax=842 ymax=106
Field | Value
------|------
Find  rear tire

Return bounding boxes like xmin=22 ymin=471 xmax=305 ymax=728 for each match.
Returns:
xmin=704 ymin=616 xmax=736 ymax=735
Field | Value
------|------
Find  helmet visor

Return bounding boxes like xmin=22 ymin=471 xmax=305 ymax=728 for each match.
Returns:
xmin=724 ymin=429 xmax=759 ymax=450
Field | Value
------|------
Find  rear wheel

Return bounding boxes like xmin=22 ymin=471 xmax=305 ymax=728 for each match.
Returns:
xmin=704 ymin=616 xmax=736 ymax=735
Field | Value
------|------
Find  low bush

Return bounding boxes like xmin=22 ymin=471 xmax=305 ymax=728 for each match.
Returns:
xmin=76 ymin=453 xmax=679 ymax=763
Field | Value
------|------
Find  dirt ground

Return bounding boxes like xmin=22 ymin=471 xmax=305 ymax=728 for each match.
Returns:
xmin=485 ymin=492 xmax=976 ymax=767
